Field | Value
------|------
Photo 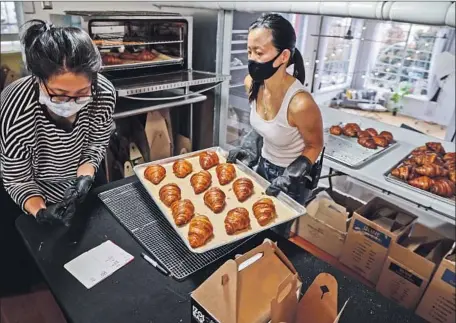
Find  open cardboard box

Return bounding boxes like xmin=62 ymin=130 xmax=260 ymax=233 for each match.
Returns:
xmin=415 ymin=243 xmax=456 ymax=323
xmin=339 ymin=197 xmax=417 ymax=284
xmin=376 ymin=223 xmax=454 ymax=310
xmin=191 ymin=240 xmax=349 ymax=323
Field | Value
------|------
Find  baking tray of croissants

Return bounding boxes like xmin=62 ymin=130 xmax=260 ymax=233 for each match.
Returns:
xmin=384 ymin=142 xmax=455 ymax=204
xmin=324 ymin=122 xmax=398 ymax=168
xmin=134 ymin=147 xmax=306 ymax=253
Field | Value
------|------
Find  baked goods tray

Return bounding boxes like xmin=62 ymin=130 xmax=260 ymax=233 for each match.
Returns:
xmin=383 ymin=150 xmax=455 ymax=206
xmin=133 ymin=147 xmax=306 ymax=254
xmin=323 ymin=124 xmax=398 ymax=169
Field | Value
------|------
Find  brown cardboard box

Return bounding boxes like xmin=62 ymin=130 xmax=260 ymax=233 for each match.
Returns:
xmin=271 ymin=273 xmax=349 ymax=323
xmin=297 ymin=197 xmax=350 ymax=258
xmin=415 ymin=244 xmax=456 ymax=323
xmin=145 ymin=111 xmax=172 ymax=161
xmin=191 ymin=240 xmax=302 ymax=323
xmin=339 ymin=197 xmax=417 ymax=284
xmin=376 ymin=223 xmax=453 ymax=310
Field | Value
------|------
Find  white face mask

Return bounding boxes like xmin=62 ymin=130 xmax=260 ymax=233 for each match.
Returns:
xmin=38 ymin=89 xmax=92 ymax=118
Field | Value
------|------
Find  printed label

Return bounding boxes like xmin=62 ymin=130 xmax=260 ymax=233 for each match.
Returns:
xmin=441 ymin=268 xmax=456 ymax=288
xmin=353 ymin=219 xmax=391 ymax=248
xmin=389 ymin=262 xmax=423 ymax=287
xmin=191 ymin=298 xmax=220 ymax=323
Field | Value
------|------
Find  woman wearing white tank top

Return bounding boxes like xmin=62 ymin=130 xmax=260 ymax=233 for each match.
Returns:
xmin=227 ymin=14 xmax=324 ymax=237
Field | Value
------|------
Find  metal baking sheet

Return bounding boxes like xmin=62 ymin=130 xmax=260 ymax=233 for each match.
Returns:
xmin=133 ymin=147 xmax=306 ymax=253
xmin=384 ymin=149 xmax=455 ymax=206
xmin=323 ymin=123 xmax=398 ymax=169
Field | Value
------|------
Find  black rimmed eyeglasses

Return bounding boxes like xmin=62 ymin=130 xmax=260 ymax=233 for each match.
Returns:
xmin=41 ymin=80 xmax=94 ymax=104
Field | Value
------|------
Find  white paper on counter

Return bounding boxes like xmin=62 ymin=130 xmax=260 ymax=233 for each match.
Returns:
xmin=64 ymin=240 xmax=134 ymax=289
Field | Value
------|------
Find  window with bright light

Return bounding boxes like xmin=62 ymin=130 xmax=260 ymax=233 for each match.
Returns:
xmin=315 ymin=17 xmax=361 ymax=90
xmin=365 ymin=22 xmax=448 ymax=97
xmin=1 ymin=2 xmax=19 ymax=34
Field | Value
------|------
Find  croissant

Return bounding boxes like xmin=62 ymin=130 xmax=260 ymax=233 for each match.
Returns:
xmin=159 ymin=183 xmax=181 ymax=207
xmin=171 ymin=199 xmax=195 ymax=226
xmin=408 ymin=176 xmax=434 ymax=191
xmin=342 ymin=125 xmax=357 ymax=137
xmin=446 ymin=161 xmax=456 ymax=172
xmin=346 ymin=123 xmax=361 ymax=132
xmin=391 ymin=166 xmax=417 ymax=181
xmin=216 ymin=163 xmax=236 ymax=185
xmin=224 ymin=207 xmax=250 ymax=235
xmin=136 ymin=50 xmax=157 ymax=61
xmin=188 ymin=215 xmax=213 ymax=248
xmin=233 ymin=178 xmax=254 ymax=202
xmin=252 ymin=198 xmax=277 ymax=226
xmin=415 ymin=164 xmax=449 ymax=177
xmin=330 ymin=125 xmax=342 ymax=135
xmin=402 ymin=158 xmax=418 ymax=167
xmin=379 ymin=131 xmax=394 ymax=143
xmin=449 ymin=170 xmax=456 ymax=183
xmin=365 ymin=128 xmax=378 ymax=137
xmin=430 ymin=179 xmax=455 ymax=197
xmin=426 ymin=142 xmax=446 ymax=156
xmin=204 ymin=187 xmax=226 ymax=213
xmin=357 ymin=130 xmax=371 ymax=139
xmin=199 ymin=151 xmax=220 ymax=170
xmin=443 ymin=153 xmax=455 ymax=162
xmin=411 ymin=146 xmax=430 ymax=156
xmin=190 ymin=170 xmax=212 ymax=194
xmin=172 ymin=159 xmax=193 ymax=178
xmin=358 ymin=137 xmax=377 ymax=149
xmin=144 ymin=165 xmax=166 ymax=185
xmin=373 ymin=135 xmax=389 ymax=148
xmin=413 ymin=154 xmax=443 ymax=166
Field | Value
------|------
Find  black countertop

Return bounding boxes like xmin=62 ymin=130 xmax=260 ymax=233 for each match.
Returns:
xmin=16 ymin=177 xmax=425 ymax=323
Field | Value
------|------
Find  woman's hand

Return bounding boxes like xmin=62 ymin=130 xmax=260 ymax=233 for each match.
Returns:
xmin=24 ymin=196 xmax=47 ymax=217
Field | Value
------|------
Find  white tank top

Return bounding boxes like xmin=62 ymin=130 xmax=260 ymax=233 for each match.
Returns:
xmin=250 ymin=79 xmax=306 ymax=168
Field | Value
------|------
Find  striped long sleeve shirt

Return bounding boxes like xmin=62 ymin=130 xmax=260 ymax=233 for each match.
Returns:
xmin=0 ymin=74 xmax=116 ymax=210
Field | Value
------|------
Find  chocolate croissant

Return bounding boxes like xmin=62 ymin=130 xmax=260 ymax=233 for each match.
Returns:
xmin=172 ymin=159 xmax=193 ymax=178
xmin=408 ymin=176 xmax=434 ymax=191
xmin=224 ymin=207 xmax=250 ymax=235
xmin=190 ymin=170 xmax=212 ymax=194
xmin=426 ymin=142 xmax=446 ymax=156
xmin=357 ymin=130 xmax=371 ymax=139
xmin=188 ymin=215 xmax=213 ymax=248
xmin=204 ymin=187 xmax=226 ymax=213
xmin=144 ymin=164 xmax=166 ymax=185
xmin=233 ymin=178 xmax=254 ymax=202
xmin=373 ymin=135 xmax=389 ymax=148
xmin=216 ymin=163 xmax=236 ymax=185
xmin=365 ymin=128 xmax=378 ymax=137
xmin=171 ymin=199 xmax=195 ymax=226
xmin=443 ymin=152 xmax=455 ymax=162
xmin=379 ymin=131 xmax=394 ymax=143
xmin=199 ymin=151 xmax=220 ymax=170
xmin=430 ymin=179 xmax=455 ymax=197
xmin=391 ymin=166 xmax=417 ymax=181
xmin=342 ymin=125 xmax=357 ymax=137
xmin=252 ymin=198 xmax=277 ymax=226
xmin=330 ymin=125 xmax=342 ymax=135
xmin=415 ymin=164 xmax=449 ymax=177
xmin=358 ymin=137 xmax=377 ymax=149
xmin=159 ymin=183 xmax=181 ymax=207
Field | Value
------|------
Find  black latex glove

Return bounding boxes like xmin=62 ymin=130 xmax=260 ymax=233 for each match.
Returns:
xmin=266 ymin=155 xmax=313 ymax=197
xmin=226 ymin=129 xmax=263 ymax=168
xmin=35 ymin=199 xmax=77 ymax=226
xmin=64 ymin=175 xmax=94 ymax=204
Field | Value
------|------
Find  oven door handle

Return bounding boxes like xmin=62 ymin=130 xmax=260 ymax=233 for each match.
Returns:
xmin=119 ymin=83 xmax=221 ymax=101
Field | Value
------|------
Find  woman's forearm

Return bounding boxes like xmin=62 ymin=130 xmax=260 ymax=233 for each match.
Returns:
xmin=302 ymin=145 xmax=323 ymax=164
xmin=77 ymin=163 xmax=96 ymax=177
xmin=24 ymin=196 xmax=46 ymax=217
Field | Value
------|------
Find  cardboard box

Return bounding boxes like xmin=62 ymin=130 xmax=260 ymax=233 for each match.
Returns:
xmin=191 ymin=240 xmax=302 ymax=323
xmin=297 ymin=197 xmax=350 ymax=258
xmin=339 ymin=197 xmax=417 ymax=284
xmin=271 ymin=272 xmax=349 ymax=323
xmin=415 ymin=244 xmax=456 ymax=323
xmin=376 ymin=223 xmax=454 ymax=310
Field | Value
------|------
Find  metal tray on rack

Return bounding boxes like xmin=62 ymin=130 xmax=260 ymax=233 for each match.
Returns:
xmin=323 ymin=124 xmax=398 ymax=169
xmin=383 ymin=150 xmax=456 ymax=206
xmin=133 ymin=147 xmax=306 ymax=253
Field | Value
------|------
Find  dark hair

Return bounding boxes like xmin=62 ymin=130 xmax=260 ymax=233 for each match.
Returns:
xmin=20 ymin=19 xmax=101 ymax=82
xmin=248 ymin=13 xmax=305 ymax=102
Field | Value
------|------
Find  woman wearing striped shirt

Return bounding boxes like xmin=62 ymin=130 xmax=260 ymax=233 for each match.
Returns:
xmin=0 ymin=20 xmax=115 ymax=293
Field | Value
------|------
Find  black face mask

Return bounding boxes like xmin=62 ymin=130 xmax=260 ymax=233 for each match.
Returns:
xmin=248 ymin=51 xmax=283 ymax=82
